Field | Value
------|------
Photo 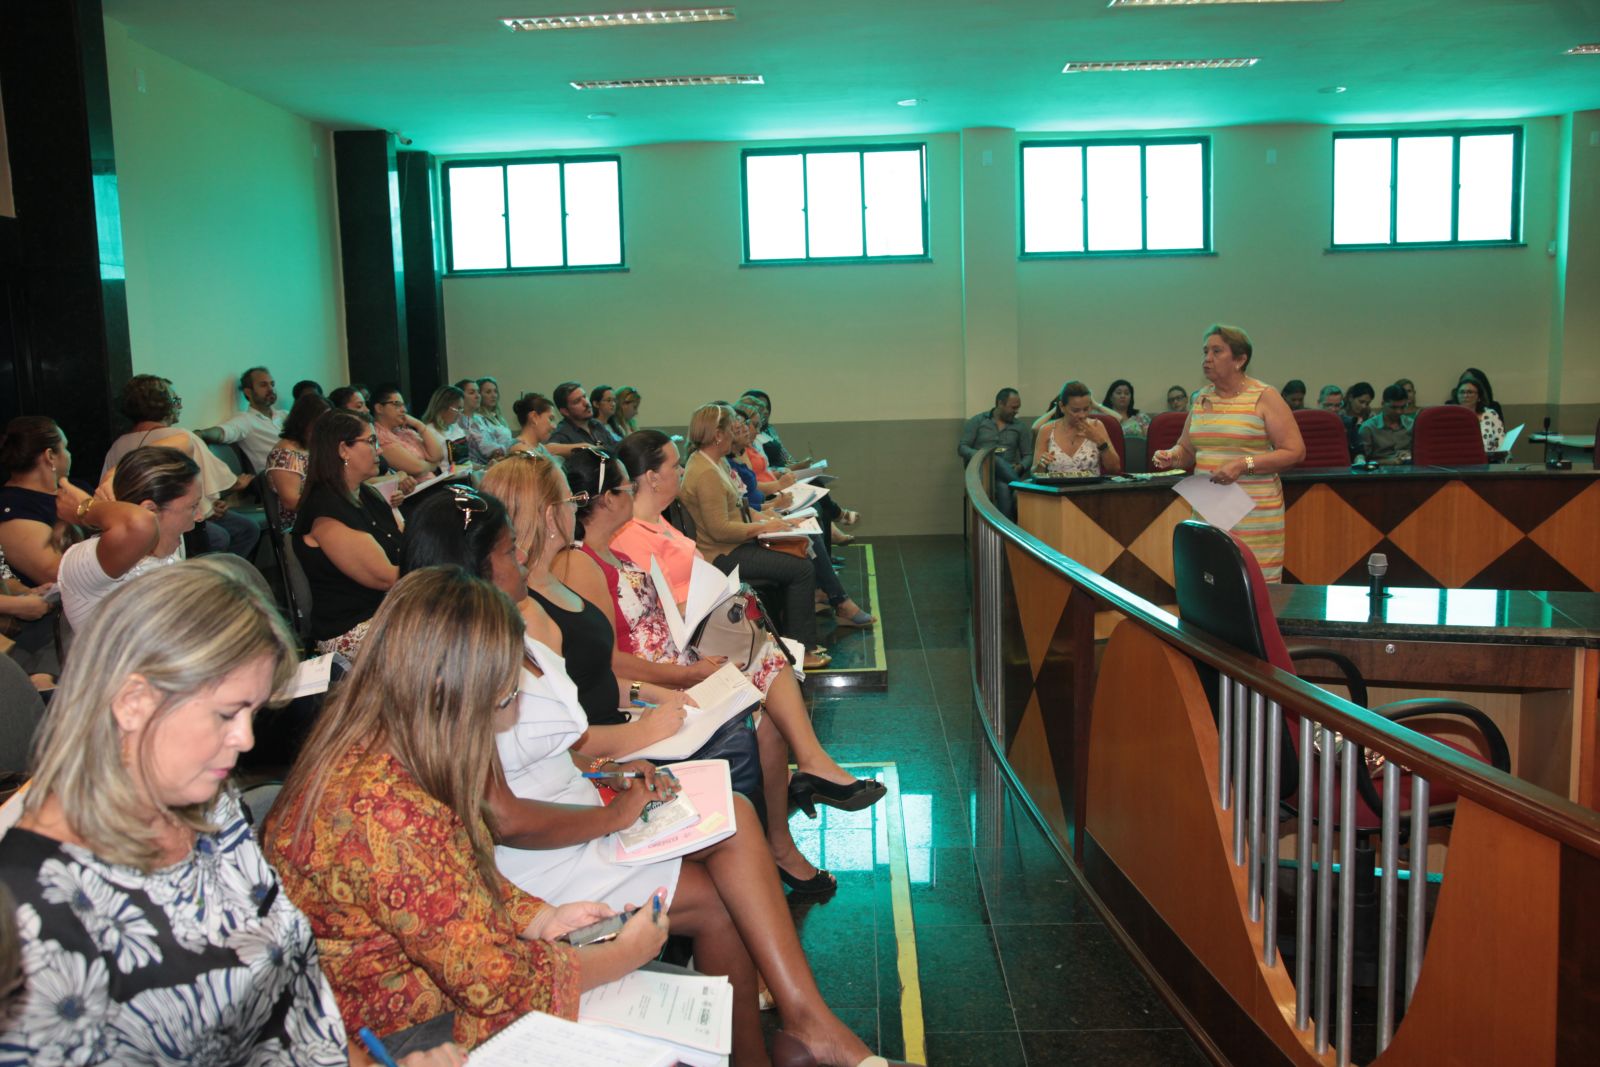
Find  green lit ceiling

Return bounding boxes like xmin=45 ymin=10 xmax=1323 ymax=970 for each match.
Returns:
xmin=103 ymin=0 xmax=1600 ymax=154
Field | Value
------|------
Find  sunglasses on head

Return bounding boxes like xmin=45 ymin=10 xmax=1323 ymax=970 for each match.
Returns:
xmin=448 ymin=485 xmax=488 ymax=529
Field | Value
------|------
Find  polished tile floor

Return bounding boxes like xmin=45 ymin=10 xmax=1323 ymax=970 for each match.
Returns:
xmin=787 ymin=534 xmax=1207 ymax=1067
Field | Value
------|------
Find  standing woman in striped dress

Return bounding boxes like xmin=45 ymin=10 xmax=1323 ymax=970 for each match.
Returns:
xmin=1152 ymin=324 xmax=1305 ymax=581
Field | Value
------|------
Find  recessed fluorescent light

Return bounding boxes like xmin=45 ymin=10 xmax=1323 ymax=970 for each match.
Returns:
xmin=502 ymin=7 xmax=735 ymax=31
xmin=897 ymin=98 xmax=923 ymax=107
xmin=1566 ymin=44 xmax=1600 ymax=55
xmin=1108 ymin=0 xmax=1338 ymax=6
xmin=1062 ymin=58 xmax=1259 ymax=72
xmin=571 ymin=74 xmax=764 ymax=90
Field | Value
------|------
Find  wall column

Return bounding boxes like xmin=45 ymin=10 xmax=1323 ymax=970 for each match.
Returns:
xmin=1548 ymin=110 xmax=1600 ymax=431
xmin=334 ymin=130 xmax=409 ymax=394
xmin=960 ymin=127 xmax=1020 ymax=415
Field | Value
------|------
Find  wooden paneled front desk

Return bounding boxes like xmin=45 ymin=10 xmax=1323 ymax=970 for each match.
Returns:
xmin=1272 ymin=584 xmax=1600 ymax=807
xmin=1013 ymin=465 xmax=1600 ymax=603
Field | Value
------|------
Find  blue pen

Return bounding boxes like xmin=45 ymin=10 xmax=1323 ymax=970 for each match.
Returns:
xmin=652 ymin=890 xmax=663 ymax=922
xmin=357 ymin=1027 xmax=400 ymax=1067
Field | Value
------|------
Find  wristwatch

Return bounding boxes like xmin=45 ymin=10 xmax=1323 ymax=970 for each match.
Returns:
xmin=1245 ymin=456 xmax=1256 ymax=475
xmin=75 ymin=497 xmax=96 ymax=523
xmin=1097 ymin=441 xmax=1109 ymax=453
xmin=629 ymin=681 xmax=643 ymax=706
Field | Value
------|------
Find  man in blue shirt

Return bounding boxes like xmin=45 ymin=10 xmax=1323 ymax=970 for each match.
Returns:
xmin=959 ymin=388 xmax=1029 ymax=518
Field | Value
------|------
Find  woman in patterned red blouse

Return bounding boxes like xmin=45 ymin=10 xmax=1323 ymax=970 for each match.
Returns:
xmin=264 ymin=567 xmax=670 ymax=1053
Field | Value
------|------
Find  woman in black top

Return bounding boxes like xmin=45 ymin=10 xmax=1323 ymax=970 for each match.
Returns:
xmin=292 ymin=411 xmax=402 ymax=654
xmin=0 ymin=416 xmax=90 ymax=587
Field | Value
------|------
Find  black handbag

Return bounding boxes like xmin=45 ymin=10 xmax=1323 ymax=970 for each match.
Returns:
xmin=658 ymin=711 xmax=767 ymax=830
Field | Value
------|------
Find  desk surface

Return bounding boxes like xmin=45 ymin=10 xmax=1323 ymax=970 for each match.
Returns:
xmin=1270 ymin=584 xmax=1600 ymax=649
xmin=1014 ymin=463 xmax=1600 ymax=497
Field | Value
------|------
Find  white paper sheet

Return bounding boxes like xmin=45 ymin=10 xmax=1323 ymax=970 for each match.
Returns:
xmin=758 ymin=517 xmax=821 ymax=540
xmin=780 ymin=483 xmax=829 ymax=513
xmin=649 ymin=556 xmax=740 ymax=651
xmin=1173 ymin=474 xmax=1255 ymax=532
xmin=469 ymin=1009 xmax=677 ymax=1067
xmin=288 ymin=654 xmax=333 ymax=699
xmin=618 ymin=664 xmax=764 ymax=762
xmin=580 ymin=970 xmax=734 ymax=1055
xmin=1499 ymin=423 xmax=1524 ymax=455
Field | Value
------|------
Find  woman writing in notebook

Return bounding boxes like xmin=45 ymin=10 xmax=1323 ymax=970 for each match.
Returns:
xmin=369 ymin=500 xmax=910 ymax=1066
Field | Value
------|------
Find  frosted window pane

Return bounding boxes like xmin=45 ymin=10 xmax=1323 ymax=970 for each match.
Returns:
xmin=805 ymin=152 xmax=864 ymax=258
xmin=564 ymin=160 xmax=622 ymax=266
xmin=1396 ymin=136 xmax=1453 ymax=243
xmin=449 ymin=166 xmax=507 ymax=270
xmin=1086 ymin=145 xmax=1142 ymax=251
xmin=1333 ymin=138 xmax=1392 ymax=245
xmin=863 ymin=149 xmax=924 ymax=256
xmin=1458 ymin=134 xmax=1514 ymax=241
xmin=1022 ymin=146 xmax=1083 ymax=253
xmin=1145 ymin=142 xmax=1204 ymax=250
xmin=506 ymin=164 xmax=563 ymax=268
xmin=745 ymin=154 xmax=806 ymax=260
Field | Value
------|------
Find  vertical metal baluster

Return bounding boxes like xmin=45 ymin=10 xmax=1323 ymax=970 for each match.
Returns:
xmin=1218 ymin=673 xmax=1233 ymax=809
xmin=1264 ymin=700 xmax=1283 ymax=966
xmin=1248 ymin=690 xmax=1265 ymax=922
xmin=1314 ymin=725 xmax=1334 ymax=1054
xmin=1336 ymin=740 xmax=1357 ymax=1067
xmin=1295 ymin=716 xmax=1314 ymax=1030
xmin=1406 ymin=775 xmax=1430 ymax=1009
xmin=1377 ymin=760 xmax=1401 ymax=1052
xmin=1233 ymin=682 xmax=1248 ymax=865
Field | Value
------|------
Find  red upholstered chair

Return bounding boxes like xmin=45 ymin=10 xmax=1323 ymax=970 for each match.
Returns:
xmin=1146 ymin=411 xmax=1185 ymax=459
xmin=1172 ymin=519 xmax=1508 ymax=831
xmin=1087 ymin=413 xmax=1126 ymax=471
xmin=1292 ymin=409 xmax=1351 ymax=469
xmin=1411 ymin=405 xmax=1488 ymax=466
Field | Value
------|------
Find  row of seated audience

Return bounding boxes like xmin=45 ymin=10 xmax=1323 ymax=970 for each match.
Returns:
xmin=965 ymin=363 xmax=1513 ymax=484
xmin=0 ymin=375 xmax=907 ymax=1063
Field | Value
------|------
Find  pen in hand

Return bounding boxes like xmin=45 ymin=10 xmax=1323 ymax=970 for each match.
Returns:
xmin=357 ymin=1027 xmax=401 ymax=1067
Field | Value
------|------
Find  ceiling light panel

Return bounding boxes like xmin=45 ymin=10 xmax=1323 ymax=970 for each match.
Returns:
xmin=1566 ymin=44 xmax=1600 ymax=55
xmin=1107 ymin=1 xmax=1339 ymax=6
xmin=571 ymin=74 xmax=764 ymax=89
xmin=1063 ymin=58 xmax=1259 ymax=72
xmin=502 ymin=8 xmax=735 ymax=31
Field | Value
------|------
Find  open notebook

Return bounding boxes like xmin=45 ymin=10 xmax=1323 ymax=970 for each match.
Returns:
xmin=467 ymin=1007 xmax=677 ymax=1067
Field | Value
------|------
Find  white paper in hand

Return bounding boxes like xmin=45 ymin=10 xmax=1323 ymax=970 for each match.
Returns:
xmin=289 ymin=654 xmax=334 ymax=699
xmin=1173 ymin=474 xmax=1255 ymax=532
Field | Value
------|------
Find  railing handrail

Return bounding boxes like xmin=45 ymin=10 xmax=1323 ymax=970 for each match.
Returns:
xmin=966 ymin=448 xmax=1600 ymax=858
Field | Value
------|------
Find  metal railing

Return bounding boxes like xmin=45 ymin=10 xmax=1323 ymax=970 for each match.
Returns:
xmin=963 ymin=449 xmax=1600 ymax=1065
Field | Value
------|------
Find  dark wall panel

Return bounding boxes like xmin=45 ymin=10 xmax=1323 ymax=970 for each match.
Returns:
xmin=333 ymin=130 xmax=408 ymax=395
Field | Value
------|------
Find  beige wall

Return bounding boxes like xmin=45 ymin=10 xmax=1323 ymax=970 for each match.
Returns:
xmin=103 ymin=19 xmax=345 ymax=428
xmin=441 ymin=117 xmax=1597 ymax=532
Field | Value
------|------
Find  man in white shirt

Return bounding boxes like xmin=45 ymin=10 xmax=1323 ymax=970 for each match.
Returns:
xmin=198 ymin=367 xmax=286 ymax=472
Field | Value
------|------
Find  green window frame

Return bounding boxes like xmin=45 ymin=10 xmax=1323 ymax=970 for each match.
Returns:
xmin=1330 ymin=127 xmax=1523 ymax=250
xmin=442 ymin=155 xmax=625 ymax=274
xmin=740 ymin=143 xmax=930 ymax=265
xmin=1020 ymin=137 xmax=1212 ymax=257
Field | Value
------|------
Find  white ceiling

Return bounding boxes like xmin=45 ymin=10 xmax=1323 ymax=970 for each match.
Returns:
xmin=103 ymin=0 xmax=1600 ymax=155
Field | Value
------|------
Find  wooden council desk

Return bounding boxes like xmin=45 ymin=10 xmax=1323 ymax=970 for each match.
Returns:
xmin=1270 ymin=584 xmax=1600 ymax=807
xmin=1014 ymin=464 xmax=1600 ymax=604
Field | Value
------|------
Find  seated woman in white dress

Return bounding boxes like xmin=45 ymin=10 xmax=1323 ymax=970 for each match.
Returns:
xmin=395 ymin=489 xmax=906 ymax=1067
xmin=1032 ymin=380 xmax=1123 ymax=476
xmin=0 ymin=556 xmax=459 ymax=1066
xmin=57 ymin=446 xmax=202 ymax=633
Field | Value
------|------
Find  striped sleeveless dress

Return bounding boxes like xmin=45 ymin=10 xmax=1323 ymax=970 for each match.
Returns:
xmin=1188 ymin=379 xmax=1286 ymax=581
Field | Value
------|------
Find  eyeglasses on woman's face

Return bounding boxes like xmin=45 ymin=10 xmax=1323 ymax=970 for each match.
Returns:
xmin=346 ymin=434 xmax=380 ymax=449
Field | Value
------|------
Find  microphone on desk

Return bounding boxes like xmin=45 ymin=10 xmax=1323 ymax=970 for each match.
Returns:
xmin=1367 ymin=552 xmax=1390 ymax=601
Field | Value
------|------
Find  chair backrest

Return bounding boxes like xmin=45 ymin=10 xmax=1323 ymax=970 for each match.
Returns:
xmin=1293 ymin=409 xmax=1352 ymax=469
xmin=256 ymin=464 xmax=287 ymax=531
xmin=1594 ymin=415 xmax=1599 ymax=470
xmin=1121 ymin=434 xmax=1148 ymax=474
xmin=282 ymin=533 xmax=315 ymax=645
xmin=1173 ymin=519 xmax=1300 ymax=800
xmin=207 ymin=441 xmax=246 ymax=478
xmin=1146 ymin=411 xmax=1185 ymax=458
xmin=0 ymin=656 xmax=45 ymax=776
xmin=1412 ymin=404 xmax=1487 ymax=466
xmin=1087 ymin=413 xmax=1126 ymax=470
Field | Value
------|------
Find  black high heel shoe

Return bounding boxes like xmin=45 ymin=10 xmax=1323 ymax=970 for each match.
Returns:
xmin=777 ymin=863 xmax=837 ymax=897
xmin=787 ymin=772 xmax=887 ymax=819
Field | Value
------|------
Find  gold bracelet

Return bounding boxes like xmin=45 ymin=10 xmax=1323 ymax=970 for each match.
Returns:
xmin=75 ymin=497 xmax=95 ymax=523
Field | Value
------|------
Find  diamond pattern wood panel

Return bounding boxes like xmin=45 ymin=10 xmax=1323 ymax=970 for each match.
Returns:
xmin=1017 ymin=472 xmax=1600 ymax=601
